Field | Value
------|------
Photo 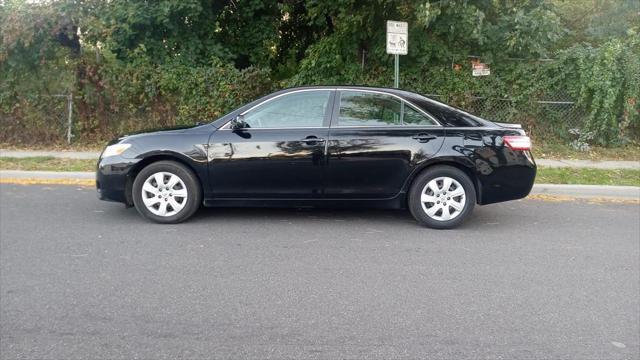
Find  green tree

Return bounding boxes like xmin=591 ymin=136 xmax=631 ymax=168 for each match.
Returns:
xmin=1 ymin=0 xmax=638 ymax=145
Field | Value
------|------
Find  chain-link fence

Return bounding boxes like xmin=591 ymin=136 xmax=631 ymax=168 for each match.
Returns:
xmin=50 ymin=94 xmax=73 ymax=144
xmin=1 ymin=91 xmax=587 ymax=145
xmin=425 ymin=94 xmax=587 ymax=140
xmin=0 ymin=94 xmax=73 ymax=145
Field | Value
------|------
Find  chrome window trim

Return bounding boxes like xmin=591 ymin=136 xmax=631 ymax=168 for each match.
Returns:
xmin=219 ymin=87 xmax=443 ymax=130
xmin=328 ymin=125 xmax=442 ymax=129
xmin=219 ymin=126 xmax=329 ymax=131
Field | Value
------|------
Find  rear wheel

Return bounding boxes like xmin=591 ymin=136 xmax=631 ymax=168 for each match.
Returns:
xmin=408 ymin=165 xmax=476 ymax=229
xmin=132 ymin=161 xmax=202 ymax=224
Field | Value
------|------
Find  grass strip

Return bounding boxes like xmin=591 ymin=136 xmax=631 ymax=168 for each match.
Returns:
xmin=0 ymin=156 xmax=96 ymax=172
xmin=536 ymin=167 xmax=640 ymax=186
xmin=1 ymin=157 xmax=639 ymax=187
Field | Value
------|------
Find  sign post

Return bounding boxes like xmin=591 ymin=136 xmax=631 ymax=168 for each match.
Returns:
xmin=394 ymin=54 xmax=399 ymax=88
xmin=386 ymin=21 xmax=408 ymax=88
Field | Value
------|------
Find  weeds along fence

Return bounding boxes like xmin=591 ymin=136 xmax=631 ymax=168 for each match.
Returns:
xmin=1 ymin=93 xmax=173 ymax=146
xmin=0 ymin=94 xmax=74 ymax=145
xmin=0 ymin=92 xmax=587 ymax=146
xmin=426 ymin=94 xmax=587 ymax=141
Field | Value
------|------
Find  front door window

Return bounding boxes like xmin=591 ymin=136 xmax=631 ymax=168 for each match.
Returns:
xmin=243 ymin=90 xmax=331 ymax=128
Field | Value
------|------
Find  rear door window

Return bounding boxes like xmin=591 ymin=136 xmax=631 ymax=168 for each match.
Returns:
xmin=336 ymin=91 xmax=437 ymax=127
xmin=337 ymin=91 xmax=401 ymax=126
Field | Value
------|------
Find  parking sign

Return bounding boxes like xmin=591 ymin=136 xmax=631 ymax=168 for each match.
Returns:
xmin=386 ymin=21 xmax=408 ymax=55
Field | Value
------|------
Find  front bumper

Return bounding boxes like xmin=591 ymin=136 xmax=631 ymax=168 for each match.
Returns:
xmin=96 ymin=155 xmax=141 ymax=205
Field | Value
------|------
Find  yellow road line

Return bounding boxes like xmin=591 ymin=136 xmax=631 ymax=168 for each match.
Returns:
xmin=527 ymin=193 xmax=639 ymax=205
xmin=0 ymin=178 xmax=95 ymax=187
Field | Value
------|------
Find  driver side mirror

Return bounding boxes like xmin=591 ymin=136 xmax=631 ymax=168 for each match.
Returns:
xmin=230 ymin=114 xmax=248 ymax=130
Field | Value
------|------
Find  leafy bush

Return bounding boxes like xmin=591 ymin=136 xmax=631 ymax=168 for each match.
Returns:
xmin=0 ymin=0 xmax=638 ymax=146
xmin=563 ymin=37 xmax=640 ymax=145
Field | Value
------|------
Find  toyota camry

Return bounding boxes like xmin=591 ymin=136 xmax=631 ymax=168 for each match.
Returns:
xmin=97 ymin=86 xmax=536 ymax=229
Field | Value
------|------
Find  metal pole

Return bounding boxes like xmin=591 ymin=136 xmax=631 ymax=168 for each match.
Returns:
xmin=67 ymin=94 xmax=73 ymax=144
xmin=394 ymin=54 xmax=399 ymax=88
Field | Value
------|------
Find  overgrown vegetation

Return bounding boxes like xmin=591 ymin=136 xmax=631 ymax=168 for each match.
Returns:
xmin=534 ymin=142 xmax=640 ymax=161
xmin=1 ymin=0 xmax=638 ymax=147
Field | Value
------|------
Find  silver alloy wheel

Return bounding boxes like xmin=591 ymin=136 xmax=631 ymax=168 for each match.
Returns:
xmin=420 ymin=176 xmax=466 ymax=221
xmin=141 ymin=172 xmax=188 ymax=217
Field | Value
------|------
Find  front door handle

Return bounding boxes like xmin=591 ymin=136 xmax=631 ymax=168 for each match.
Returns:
xmin=300 ymin=136 xmax=326 ymax=143
xmin=412 ymin=133 xmax=437 ymax=142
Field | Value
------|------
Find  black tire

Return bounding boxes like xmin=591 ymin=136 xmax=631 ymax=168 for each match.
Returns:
xmin=132 ymin=160 xmax=202 ymax=224
xmin=408 ymin=165 xmax=476 ymax=229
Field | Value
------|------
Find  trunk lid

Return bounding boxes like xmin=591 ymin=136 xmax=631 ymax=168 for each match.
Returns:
xmin=494 ymin=122 xmax=522 ymax=129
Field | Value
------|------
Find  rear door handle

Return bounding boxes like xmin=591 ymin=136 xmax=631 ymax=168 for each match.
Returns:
xmin=300 ymin=136 xmax=325 ymax=143
xmin=412 ymin=133 xmax=437 ymax=142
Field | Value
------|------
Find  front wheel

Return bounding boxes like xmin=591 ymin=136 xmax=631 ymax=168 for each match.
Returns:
xmin=132 ymin=161 xmax=202 ymax=224
xmin=408 ymin=166 xmax=476 ymax=229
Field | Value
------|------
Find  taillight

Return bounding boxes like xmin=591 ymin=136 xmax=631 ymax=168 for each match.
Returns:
xmin=503 ymin=136 xmax=531 ymax=151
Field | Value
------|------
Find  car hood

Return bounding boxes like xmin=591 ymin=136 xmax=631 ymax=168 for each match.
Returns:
xmin=108 ymin=123 xmax=213 ymax=145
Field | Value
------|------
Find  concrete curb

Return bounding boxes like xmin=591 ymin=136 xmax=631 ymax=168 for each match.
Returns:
xmin=1 ymin=170 xmax=639 ymax=200
xmin=530 ymin=184 xmax=640 ymax=199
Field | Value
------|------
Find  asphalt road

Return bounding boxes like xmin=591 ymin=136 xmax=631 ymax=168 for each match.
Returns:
xmin=1 ymin=184 xmax=638 ymax=360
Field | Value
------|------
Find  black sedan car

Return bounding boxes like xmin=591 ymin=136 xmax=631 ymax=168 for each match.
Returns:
xmin=97 ymin=86 xmax=536 ymax=229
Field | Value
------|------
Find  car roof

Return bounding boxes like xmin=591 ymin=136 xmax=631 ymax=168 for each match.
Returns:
xmin=211 ymin=85 xmax=496 ymax=128
xmin=280 ymin=85 xmax=412 ymax=96
xmin=277 ymin=85 xmax=451 ymax=108
xmin=280 ymin=86 xmax=496 ymax=127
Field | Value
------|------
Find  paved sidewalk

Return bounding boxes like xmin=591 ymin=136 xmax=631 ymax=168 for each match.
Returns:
xmin=536 ymin=158 xmax=639 ymax=170
xmin=1 ymin=149 xmax=639 ymax=169
xmin=0 ymin=149 xmax=101 ymax=159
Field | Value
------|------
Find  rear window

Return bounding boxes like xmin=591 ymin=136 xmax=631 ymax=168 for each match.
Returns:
xmin=411 ymin=97 xmax=488 ymax=127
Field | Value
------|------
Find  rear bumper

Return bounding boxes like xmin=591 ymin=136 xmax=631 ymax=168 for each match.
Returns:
xmin=96 ymin=156 xmax=140 ymax=205
xmin=477 ymin=150 xmax=536 ymax=205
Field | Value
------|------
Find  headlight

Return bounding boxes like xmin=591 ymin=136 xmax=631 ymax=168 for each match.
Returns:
xmin=101 ymin=143 xmax=131 ymax=158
